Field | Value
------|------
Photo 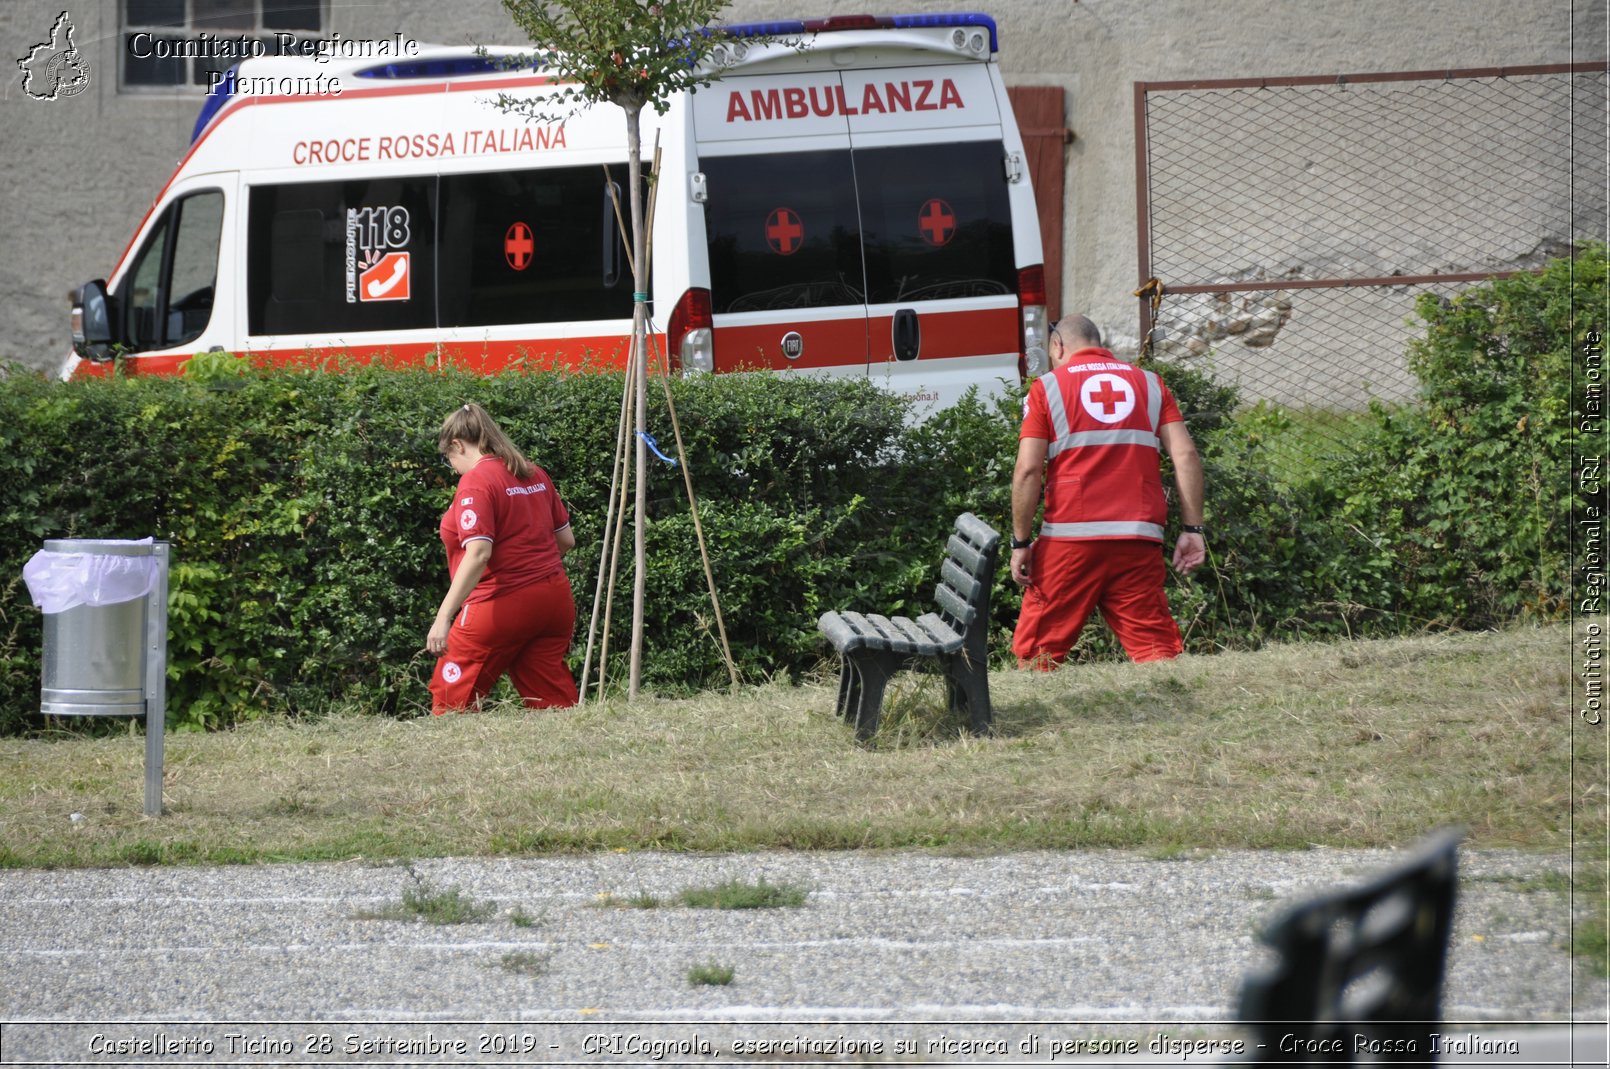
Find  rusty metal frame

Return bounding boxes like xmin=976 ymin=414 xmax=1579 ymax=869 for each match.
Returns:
xmin=1133 ymin=62 xmax=1604 ymax=345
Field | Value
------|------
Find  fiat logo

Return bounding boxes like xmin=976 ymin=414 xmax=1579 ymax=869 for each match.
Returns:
xmin=780 ymin=331 xmax=804 ymax=360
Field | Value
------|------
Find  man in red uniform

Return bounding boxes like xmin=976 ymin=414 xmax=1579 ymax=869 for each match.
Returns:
xmin=1010 ymin=315 xmax=1206 ymax=667
xmin=428 ymin=403 xmax=579 ymax=712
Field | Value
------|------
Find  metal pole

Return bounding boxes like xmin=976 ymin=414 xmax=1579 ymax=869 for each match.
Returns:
xmin=1133 ymin=80 xmax=1154 ymax=350
xmin=143 ymin=543 xmax=168 ymax=818
xmin=627 ymin=104 xmax=648 ymax=700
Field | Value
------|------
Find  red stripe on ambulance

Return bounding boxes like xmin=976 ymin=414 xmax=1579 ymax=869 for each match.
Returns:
xmin=72 ymin=335 xmax=647 ymax=379
xmin=711 ymin=318 xmax=870 ymax=372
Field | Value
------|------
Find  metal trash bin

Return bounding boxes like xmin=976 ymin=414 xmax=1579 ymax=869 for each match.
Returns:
xmin=24 ymin=538 xmax=170 ymax=816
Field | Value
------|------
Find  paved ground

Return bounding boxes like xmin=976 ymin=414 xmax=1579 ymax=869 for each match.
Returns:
xmin=0 ymin=848 xmax=1604 ymax=1067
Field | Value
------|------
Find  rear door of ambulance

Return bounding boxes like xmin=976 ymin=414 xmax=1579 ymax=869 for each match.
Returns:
xmin=692 ymin=72 xmax=869 ymax=381
xmin=849 ymin=63 xmax=1026 ymax=412
xmin=689 ymin=22 xmax=1030 ymax=411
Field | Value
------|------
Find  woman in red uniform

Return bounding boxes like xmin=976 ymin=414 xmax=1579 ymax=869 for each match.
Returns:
xmin=426 ymin=403 xmax=579 ymax=713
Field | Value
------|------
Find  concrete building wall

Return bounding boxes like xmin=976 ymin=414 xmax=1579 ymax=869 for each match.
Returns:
xmin=2 ymin=0 xmax=1600 ymax=375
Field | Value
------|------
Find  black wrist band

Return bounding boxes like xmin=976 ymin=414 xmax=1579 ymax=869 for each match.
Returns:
xmin=1181 ymin=524 xmax=1205 ymax=535
xmin=1010 ymin=536 xmax=1034 ymax=550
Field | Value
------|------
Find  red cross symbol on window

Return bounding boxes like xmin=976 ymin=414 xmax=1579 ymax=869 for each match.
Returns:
xmin=504 ymin=222 xmax=534 ymax=271
xmin=1088 ymin=379 xmax=1129 ymax=414
xmin=918 ymin=198 xmax=957 ymax=246
xmin=765 ymin=207 xmax=804 ymax=256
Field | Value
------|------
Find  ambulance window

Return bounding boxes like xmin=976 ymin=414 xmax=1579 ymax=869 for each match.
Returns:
xmin=854 ymin=140 xmax=1016 ymax=305
xmin=268 ymin=211 xmax=323 ymax=302
xmin=437 ymin=166 xmax=635 ymax=328
xmin=124 ymin=215 xmax=171 ymax=350
xmin=700 ymin=150 xmax=864 ymax=314
xmin=247 ymin=178 xmax=436 ymax=336
xmin=120 ymin=189 xmax=223 ymax=350
xmin=166 ymin=191 xmax=223 ymax=345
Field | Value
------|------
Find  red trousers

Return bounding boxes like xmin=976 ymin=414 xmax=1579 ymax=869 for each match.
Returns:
xmin=430 ymin=571 xmax=579 ymax=713
xmin=1013 ymin=538 xmax=1183 ymax=669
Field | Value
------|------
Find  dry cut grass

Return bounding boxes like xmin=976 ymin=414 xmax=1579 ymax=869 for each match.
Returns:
xmin=0 ymin=622 xmax=1584 ymax=869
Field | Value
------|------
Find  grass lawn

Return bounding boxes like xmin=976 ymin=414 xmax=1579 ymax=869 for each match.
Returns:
xmin=0 ymin=622 xmax=1588 ymax=869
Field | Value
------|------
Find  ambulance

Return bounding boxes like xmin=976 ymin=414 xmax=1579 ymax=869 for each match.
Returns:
xmin=68 ymin=12 xmax=1050 ymax=412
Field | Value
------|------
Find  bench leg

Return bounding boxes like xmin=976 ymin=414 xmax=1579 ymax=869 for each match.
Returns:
xmin=846 ymin=651 xmax=900 ymax=742
xmin=834 ymin=657 xmax=859 ymax=722
xmin=944 ymin=655 xmax=993 ymax=736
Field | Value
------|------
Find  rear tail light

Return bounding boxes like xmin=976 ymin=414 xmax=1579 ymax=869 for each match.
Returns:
xmin=668 ymin=287 xmax=714 ymax=374
xmin=1017 ymin=264 xmax=1048 ymax=378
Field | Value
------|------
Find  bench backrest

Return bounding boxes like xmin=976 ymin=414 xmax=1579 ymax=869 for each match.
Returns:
xmin=933 ymin=513 xmax=1001 ymax=657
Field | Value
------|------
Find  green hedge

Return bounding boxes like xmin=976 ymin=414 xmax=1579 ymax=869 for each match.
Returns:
xmin=1316 ymin=246 xmax=1597 ymax=628
xmin=0 ymin=365 xmax=1020 ymax=733
xmin=1164 ymin=246 xmax=1596 ymax=646
xmin=0 ymin=246 xmax=1591 ymax=733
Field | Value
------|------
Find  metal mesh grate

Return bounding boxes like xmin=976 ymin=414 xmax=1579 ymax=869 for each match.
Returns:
xmin=1137 ymin=65 xmax=1607 ymax=470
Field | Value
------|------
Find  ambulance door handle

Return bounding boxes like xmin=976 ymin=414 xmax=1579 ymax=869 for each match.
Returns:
xmin=893 ymin=308 xmax=920 ymax=361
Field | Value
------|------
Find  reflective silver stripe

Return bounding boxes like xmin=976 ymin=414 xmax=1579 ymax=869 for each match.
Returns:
xmin=1040 ymin=520 xmax=1166 ymax=540
xmin=1051 ymin=429 xmax=1159 ymax=451
xmin=1041 ymin=373 xmax=1071 ymax=441
xmin=1143 ymin=369 xmax=1163 ymax=432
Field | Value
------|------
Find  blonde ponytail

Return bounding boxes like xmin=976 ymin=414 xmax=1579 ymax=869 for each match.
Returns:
xmin=437 ymin=403 xmax=535 ymax=480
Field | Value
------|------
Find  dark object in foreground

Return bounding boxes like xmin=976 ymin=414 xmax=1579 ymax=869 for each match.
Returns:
xmin=1239 ymin=826 xmax=1464 ymax=1063
xmin=818 ymin=513 xmax=1000 ymax=741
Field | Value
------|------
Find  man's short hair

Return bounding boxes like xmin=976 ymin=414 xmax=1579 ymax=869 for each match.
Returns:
xmin=1057 ymin=314 xmax=1103 ymax=348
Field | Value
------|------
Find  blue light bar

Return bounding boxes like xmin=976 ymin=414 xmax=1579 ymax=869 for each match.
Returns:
xmin=354 ymin=55 xmax=516 ymax=79
xmin=724 ymin=19 xmax=807 ymax=38
xmin=191 ymin=66 xmax=237 ymax=143
xmin=723 ymin=11 xmax=998 ymax=53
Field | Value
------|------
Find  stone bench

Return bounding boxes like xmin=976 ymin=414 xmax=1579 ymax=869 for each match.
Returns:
xmin=818 ymin=512 xmax=1000 ymax=741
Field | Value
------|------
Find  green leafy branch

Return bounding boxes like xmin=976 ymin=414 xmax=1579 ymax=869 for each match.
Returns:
xmin=485 ymin=0 xmax=790 ymax=122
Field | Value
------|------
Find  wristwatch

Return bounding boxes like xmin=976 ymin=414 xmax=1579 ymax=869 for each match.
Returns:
xmin=1009 ymin=535 xmax=1034 ymax=550
xmin=1181 ymin=524 xmax=1206 ymax=536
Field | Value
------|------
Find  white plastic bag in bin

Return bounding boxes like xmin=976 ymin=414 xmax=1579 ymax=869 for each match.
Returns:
xmin=23 ymin=538 xmax=160 ymax=614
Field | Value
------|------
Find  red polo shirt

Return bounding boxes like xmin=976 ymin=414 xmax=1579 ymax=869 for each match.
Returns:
xmin=440 ymin=456 xmax=570 ymax=604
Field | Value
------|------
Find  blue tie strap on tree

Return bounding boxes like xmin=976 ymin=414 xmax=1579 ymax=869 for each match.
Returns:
xmin=638 ymin=431 xmax=678 ymax=466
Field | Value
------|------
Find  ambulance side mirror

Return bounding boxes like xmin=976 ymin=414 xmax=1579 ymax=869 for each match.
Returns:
xmin=71 ymin=280 xmax=116 ymax=362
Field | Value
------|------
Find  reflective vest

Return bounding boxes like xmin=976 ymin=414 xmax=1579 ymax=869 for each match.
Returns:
xmin=1027 ymin=349 xmax=1175 ymax=542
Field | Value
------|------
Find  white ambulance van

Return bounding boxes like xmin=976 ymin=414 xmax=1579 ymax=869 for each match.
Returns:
xmin=69 ymin=12 xmax=1050 ymax=412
